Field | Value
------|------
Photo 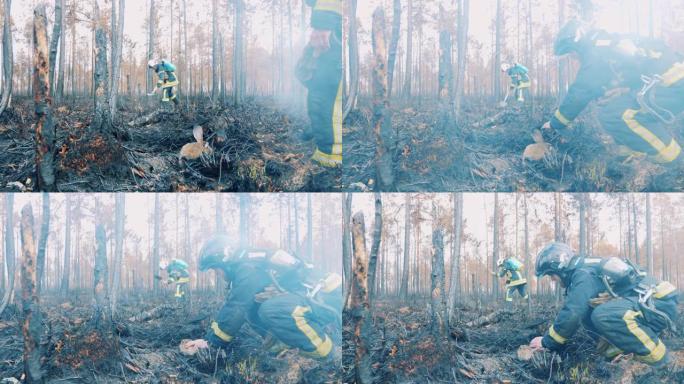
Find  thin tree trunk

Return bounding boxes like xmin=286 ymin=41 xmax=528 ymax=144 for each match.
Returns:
xmin=494 ymin=0 xmax=502 ymax=100
xmin=92 ymin=223 xmax=112 ymax=329
xmin=0 ymin=0 xmax=13 ymax=117
xmin=111 ymin=193 xmax=125 ymax=314
xmin=579 ymin=194 xmax=586 ymax=255
xmin=306 ymin=194 xmax=313 ymax=260
xmin=371 ymin=8 xmax=395 ymax=191
xmin=343 ymin=0 xmax=358 ymax=119
xmin=342 ymin=193 xmax=353 ymax=307
xmin=492 ymin=193 xmax=500 ymax=299
xmin=20 ymin=204 xmax=44 ymax=383
xmin=454 ymin=0 xmax=469 ymax=114
xmin=211 ymin=0 xmax=219 ymax=100
xmin=646 ymin=194 xmax=653 ymax=275
xmin=368 ymin=192 xmax=382 ymax=302
xmin=56 ymin=0 xmax=66 ymax=102
xmin=36 ymin=193 xmax=50 ymax=294
xmin=431 ymin=227 xmax=447 ymax=338
xmin=400 ymin=195 xmax=411 ymax=300
xmin=34 ymin=5 xmax=56 ymax=191
xmin=109 ymin=0 xmax=125 ymax=118
xmin=60 ymin=194 xmax=71 ymax=295
xmin=403 ymin=0 xmax=413 ymax=98
xmin=349 ymin=212 xmax=373 ymax=384
xmin=239 ymin=194 xmax=249 ymax=247
xmin=387 ymin=0 xmax=401 ymax=98
xmin=0 ymin=194 xmax=15 ymax=316
xmin=153 ymin=194 xmax=160 ymax=293
xmin=48 ymin=0 xmax=63 ymax=96
xmin=146 ymin=0 xmax=156 ymax=93
xmin=447 ymin=193 xmax=463 ymax=319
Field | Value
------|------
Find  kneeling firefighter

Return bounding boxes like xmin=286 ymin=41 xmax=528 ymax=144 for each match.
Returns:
xmin=540 ymin=19 xmax=684 ymax=164
xmin=529 ymin=242 xmax=678 ymax=366
xmin=184 ymin=235 xmax=342 ymax=360
xmin=501 ymin=62 xmax=531 ymax=104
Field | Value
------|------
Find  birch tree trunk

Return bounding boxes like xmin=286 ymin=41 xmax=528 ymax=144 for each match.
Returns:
xmin=431 ymin=227 xmax=447 ymax=338
xmin=386 ymin=0 xmax=401 ymax=98
xmin=33 ymin=5 xmax=56 ymax=191
xmin=447 ymin=192 xmax=463 ymax=319
xmin=368 ymin=192 xmax=382 ymax=302
xmin=0 ymin=0 xmax=13 ymax=117
xmin=0 ymin=194 xmax=15 ymax=316
xmin=20 ymin=204 xmax=44 ymax=383
xmin=48 ymin=0 xmax=63 ymax=96
xmin=111 ymin=193 xmax=125 ymax=313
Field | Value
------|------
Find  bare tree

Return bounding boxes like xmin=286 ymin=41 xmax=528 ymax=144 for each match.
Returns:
xmin=146 ymin=0 xmax=156 ymax=93
xmin=431 ymin=227 xmax=447 ymax=338
xmin=211 ymin=0 xmax=219 ymax=101
xmin=233 ymin=0 xmax=245 ymax=105
xmin=111 ymin=193 xmax=125 ymax=313
xmin=343 ymin=0 xmax=359 ymax=119
xmin=403 ymin=0 xmax=413 ymax=98
xmin=447 ymin=193 xmax=463 ymax=318
xmin=92 ymin=223 xmax=112 ymax=329
xmin=646 ymin=194 xmax=653 ymax=275
xmin=492 ymin=193 xmax=499 ymax=298
xmin=0 ymin=194 xmax=15 ymax=316
xmin=0 ymin=0 xmax=13 ymax=117
xmin=153 ymin=194 xmax=161 ymax=293
xmin=400 ymin=194 xmax=411 ymax=299
xmin=343 ymin=193 xmax=353 ymax=307
xmin=386 ymin=0 xmax=401 ymax=97
xmin=36 ymin=193 xmax=50 ymax=294
xmin=368 ymin=192 xmax=382 ymax=301
xmin=48 ymin=0 xmax=63 ymax=95
xmin=454 ymin=0 xmax=469 ymax=114
xmin=109 ymin=0 xmax=125 ymax=118
xmin=60 ymin=194 xmax=71 ymax=296
xmin=33 ymin=5 xmax=56 ymax=191
xmin=371 ymin=8 xmax=395 ymax=191
xmin=20 ymin=204 xmax=44 ymax=383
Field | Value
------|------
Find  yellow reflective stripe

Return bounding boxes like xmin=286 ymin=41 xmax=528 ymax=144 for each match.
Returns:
xmin=211 ymin=321 xmax=233 ymax=342
xmin=507 ymin=278 xmax=527 ymax=287
xmin=622 ymin=109 xmax=681 ymax=163
xmin=312 ymin=149 xmax=341 ymax=167
xmin=661 ymin=62 xmax=684 ymax=87
xmin=292 ymin=306 xmax=332 ymax=358
xmin=517 ymin=81 xmax=531 ymax=89
xmin=554 ymin=110 xmax=571 ymax=126
xmin=332 ymin=80 xmax=342 ymax=156
xmin=176 ymin=277 xmax=190 ymax=284
xmin=313 ymin=0 xmax=342 ymax=14
xmin=654 ymin=281 xmax=676 ymax=299
xmin=549 ymin=325 xmax=567 ymax=344
xmin=162 ymin=80 xmax=179 ymax=88
xmin=623 ymin=310 xmax=666 ymax=363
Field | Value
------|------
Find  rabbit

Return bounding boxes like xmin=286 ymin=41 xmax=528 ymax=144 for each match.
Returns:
xmin=179 ymin=125 xmax=211 ymax=160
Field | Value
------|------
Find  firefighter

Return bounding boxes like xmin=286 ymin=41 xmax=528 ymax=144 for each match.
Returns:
xmin=529 ymin=242 xmax=678 ymax=367
xmin=148 ymin=59 xmax=180 ymax=106
xmin=539 ymin=19 xmax=684 ymax=164
xmin=501 ymin=62 xmax=531 ymax=103
xmin=493 ymin=256 xmax=529 ymax=302
xmin=183 ymin=235 xmax=341 ymax=360
xmin=296 ymin=0 xmax=342 ymax=167
xmin=159 ymin=259 xmax=191 ymax=300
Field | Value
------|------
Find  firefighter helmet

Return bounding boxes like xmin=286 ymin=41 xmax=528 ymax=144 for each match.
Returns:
xmin=496 ymin=258 xmax=505 ymax=267
xmin=500 ymin=63 xmax=511 ymax=72
xmin=554 ymin=19 xmax=585 ymax=56
xmin=159 ymin=260 xmax=169 ymax=270
xmin=199 ymin=235 xmax=234 ymax=271
xmin=535 ymin=242 xmax=576 ymax=277
xmin=147 ymin=59 xmax=158 ymax=68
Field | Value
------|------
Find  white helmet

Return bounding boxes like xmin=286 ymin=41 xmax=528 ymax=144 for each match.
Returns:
xmin=159 ymin=260 xmax=168 ymax=270
xmin=497 ymin=258 xmax=505 ymax=267
xmin=147 ymin=59 xmax=158 ymax=68
xmin=500 ymin=63 xmax=510 ymax=72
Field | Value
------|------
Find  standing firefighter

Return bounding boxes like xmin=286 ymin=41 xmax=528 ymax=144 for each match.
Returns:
xmin=529 ymin=243 xmax=678 ymax=367
xmin=493 ymin=256 xmax=529 ymax=302
xmin=501 ymin=62 xmax=531 ymax=104
xmin=182 ymin=235 xmax=342 ymax=360
xmin=540 ymin=19 xmax=684 ymax=164
xmin=159 ymin=259 xmax=191 ymax=300
xmin=296 ymin=0 xmax=343 ymax=167
xmin=148 ymin=59 xmax=180 ymax=106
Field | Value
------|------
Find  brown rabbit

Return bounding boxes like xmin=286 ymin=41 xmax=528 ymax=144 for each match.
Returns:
xmin=179 ymin=125 xmax=210 ymax=160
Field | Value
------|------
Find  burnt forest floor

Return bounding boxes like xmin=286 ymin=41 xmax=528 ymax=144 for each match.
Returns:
xmin=0 ymin=96 xmax=340 ymax=192
xmin=342 ymin=298 xmax=684 ymax=383
xmin=0 ymin=291 xmax=340 ymax=384
xmin=343 ymin=97 xmax=684 ymax=192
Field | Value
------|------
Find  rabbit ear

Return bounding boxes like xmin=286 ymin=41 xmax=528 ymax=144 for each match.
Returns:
xmin=192 ymin=125 xmax=204 ymax=143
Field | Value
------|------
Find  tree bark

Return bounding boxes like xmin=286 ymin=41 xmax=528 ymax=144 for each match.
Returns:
xmin=153 ymin=194 xmax=161 ymax=293
xmin=55 ymin=0 xmax=66 ymax=102
xmin=494 ymin=0 xmax=502 ymax=100
xmin=371 ymin=8 xmax=395 ymax=191
xmin=0 ymin=0 xmax=13 ymax=117
xmin=438 ymin=7 xmax=453 ymax=102
xmin=403 ymin=0 xmax=413 ymax=98
xmin=492 ymin=193 xmax=499 ymax=298
xmin=343 ymin=0 xmax=358 ymax=119
xmin=431 ymin=227 xmax=447 ymax=338
xmin=400 ymin=194 xmax=411 ymax=299
xmin=60 ymin=194 xmax=71 ymax=296
xmin=92 ymin=223 xmax=112 ymax=329
xmin=646 ymin=194 xmax=653 ymax=275
xmin=349 ymin=212 xmax=373 ymax=384
xmin=455 ymin=0 xmax=469 ymax=114
xmin=146 ymin=0 xmax=156 ymax=93
xmin=48 ymin=0 xmax=63 ymax=96
xmin=447 ymin=193 xmax=463 ymax=319
xmin=306 ymin=194 xmax=313 ymax=260
xmin=342 ymin=193 xmax=352 ymax=307
xmin=111 ymin=193 xmax=125 ymax=314
xmin=33 ymin=5 xmax=56 ymax=191
xmin=20 ymin=204 xmax=44 ymax=383
xmin=578 ymin=194 xmax=586 ymax=255
xmin=211 ymin=0 xmax=219 ymax=100
xmin=233 ymin=0 xmax=245 ymax=105
xmin=36 ymin=193 xmax=50 ymax=294
xmin=386 ymin=0 xmax=401 ymax=98
xmin=109 ymin=0 xmax=125 ymax=118
xmin=368 ymin=192 xmax=382 ymax=302
xmin=0 ymin=194 xmax=15 ymax=316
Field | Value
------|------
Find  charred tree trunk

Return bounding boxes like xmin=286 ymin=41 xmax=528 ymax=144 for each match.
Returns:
xmin=20 ymin=204 xmax=44 ymax=383
xmin=48 ymin=0 xmax=63 ymax=96
xmin=343 ymin=0 xmax=358 ymax=119
xmin=371 ymin=8 xmax=395 ymax=191
xmin=36 ymin=193 xmax=50 ymax=294
xmin=368 ymin=192 xmax=382 ymax=302
xmin=0 ymin=194 xmax=15 ymax=316
xmin=342 ymin=193 xmax=353 ymax=307
xmin=349 ymin=212 xmax=373 ymax=384
xmin=387 ymin=0 xmax=401 ymax=98
xmin=0 ymin=0 xmax=13 ymax=117
xmin=431 ymin=228 xmax=447 ymax=338
xmin=33 ymin=5 xmax=56 ymax=192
